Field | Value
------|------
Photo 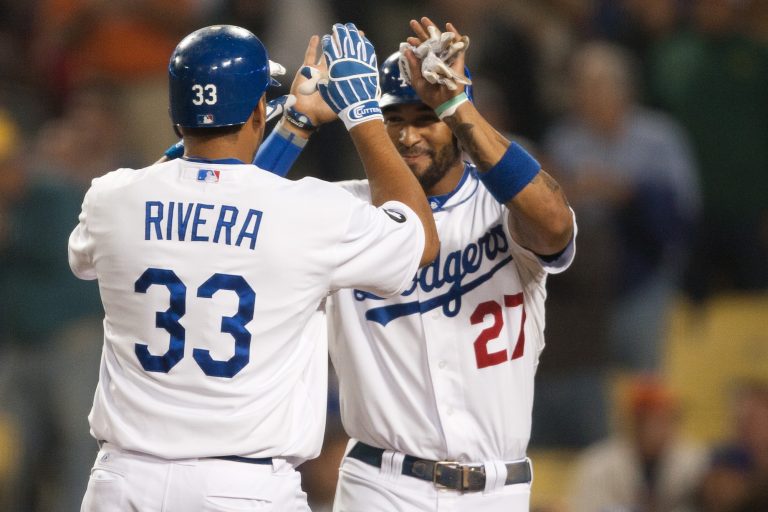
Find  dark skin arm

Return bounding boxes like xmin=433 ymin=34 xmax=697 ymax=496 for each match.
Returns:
xmin=405 ymin=18 xmax=573 ymax=256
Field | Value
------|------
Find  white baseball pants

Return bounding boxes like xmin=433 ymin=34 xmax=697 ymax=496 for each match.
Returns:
xmin=332 ymin=443 xmax=532 ymax=512
xmin=80 ymin=442 xmax=309 ymax=511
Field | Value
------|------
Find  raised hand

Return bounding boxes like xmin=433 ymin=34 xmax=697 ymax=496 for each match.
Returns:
xmin=402 ymin=17 xmax=470 ymax=111
xmin=399 ymin=21 xmax=469 ymax=89
xmin=317 ymin=23 xmax=383 ymax=130
xmin=285 ymin=35 xmax=337 ymax=131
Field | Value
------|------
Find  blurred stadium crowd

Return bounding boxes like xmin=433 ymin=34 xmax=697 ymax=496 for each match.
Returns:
xmin=0 ymin=0 xmax=767 ymax=511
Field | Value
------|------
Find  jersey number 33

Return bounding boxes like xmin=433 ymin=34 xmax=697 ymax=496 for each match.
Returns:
xmin=134 ymin=267 xmax=253 ymax=378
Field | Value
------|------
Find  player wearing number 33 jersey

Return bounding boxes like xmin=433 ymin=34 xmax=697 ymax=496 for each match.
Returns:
xmin=68 ymin=24 xmax=440 ymax=511
xmin=68 ymin=158 xmax=422 ymax=460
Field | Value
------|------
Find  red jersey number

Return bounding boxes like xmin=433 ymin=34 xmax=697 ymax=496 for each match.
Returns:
xmin=471 ymin=293 xmax=526 ymax=369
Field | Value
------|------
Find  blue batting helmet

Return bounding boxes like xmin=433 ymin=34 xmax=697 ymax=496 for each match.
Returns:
xmin=379 ymin=51 xmax=473 ymax=109
xmin=169 ymin=25 xmax=278 ymax=128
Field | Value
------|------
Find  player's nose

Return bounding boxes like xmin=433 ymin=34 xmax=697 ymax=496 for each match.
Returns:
xmin=398 ymin=124 xmax=422 ymax=146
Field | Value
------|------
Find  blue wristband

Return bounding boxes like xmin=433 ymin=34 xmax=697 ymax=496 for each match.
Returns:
xmin=253 ymin=121 xmax=307 ymax=177
xmin=477 ymin=142 xmax=540 ymax=204
xmin=164 ymin=140 xmax=184 ymax=160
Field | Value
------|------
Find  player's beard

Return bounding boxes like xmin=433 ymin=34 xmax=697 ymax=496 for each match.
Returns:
xmin=398 ymin=140 xmax=461 ymax=193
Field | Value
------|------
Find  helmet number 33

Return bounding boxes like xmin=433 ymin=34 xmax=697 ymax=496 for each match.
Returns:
xmin=192 ymin=84 xmax=218 ymax=105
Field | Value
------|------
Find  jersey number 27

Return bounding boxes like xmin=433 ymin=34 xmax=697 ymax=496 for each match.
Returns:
xmin=471 ymin=293 xmax=526 ymax=369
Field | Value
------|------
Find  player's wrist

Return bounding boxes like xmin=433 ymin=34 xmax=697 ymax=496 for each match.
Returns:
xmin=280 ymin=113 xmax=314 ymax=140
xmin=478 ymin=142 xmax=541 ymax=204
xmin=434 ymin=92 xmax=469 ymax=120
xmin=338 ymin=100 xmax=383 ymax=131
xmin=274 ymin=119 xmax=310 ymax=144
xmin=283 ymin=106 xmax=318 ymax=135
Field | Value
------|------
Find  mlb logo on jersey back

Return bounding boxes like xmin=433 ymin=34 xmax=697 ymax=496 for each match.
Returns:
xmin=197 ymin=169 xmax=220 ymax=183
xmin=197 ymin=114 xmax=215 ymax=124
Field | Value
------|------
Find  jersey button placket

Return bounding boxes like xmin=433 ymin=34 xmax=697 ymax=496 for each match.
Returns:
xmin=419 ymin=289 xmax=454 ymax=442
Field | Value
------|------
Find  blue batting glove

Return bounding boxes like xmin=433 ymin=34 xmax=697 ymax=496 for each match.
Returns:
xmin=318 ymin=23 xmax=382 ymax=130
xmin=265 ymin=94 xmax=296 ymax=122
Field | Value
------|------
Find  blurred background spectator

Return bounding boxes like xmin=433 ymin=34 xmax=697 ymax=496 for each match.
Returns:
xmin=533 ymin=38 xmax=700 ymax=449
xmin=681 ymin=446 xmax=755 ymax=512
xmin=677 ymin=380 xmax=768 ymax=512
xmin=546 ymin=40 xmax=700 ymax=373
xmin=29 ymin=0 xmax=205 ymax=163
xmin=0 ymin=1 xmax=766 ymax=510
xmin=646 ymin=0 xmax=768 ymax=303
xmin=0 ymin=84 xmax=129 ymax=510
xmin=566 ymin=376 xmax=707 ymax=512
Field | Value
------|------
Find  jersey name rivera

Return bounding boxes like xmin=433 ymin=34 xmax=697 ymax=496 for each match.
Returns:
xmin=144 ymin=201 xmax=262 ymax=250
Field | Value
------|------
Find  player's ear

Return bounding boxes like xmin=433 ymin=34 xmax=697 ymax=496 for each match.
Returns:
xmin=251 ymin=94 xmax=267 ymax=127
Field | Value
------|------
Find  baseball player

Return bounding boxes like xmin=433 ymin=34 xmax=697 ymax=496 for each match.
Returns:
xmin=68 ymin=23 xmax=438 ymax=511
xmin=252 ymin=18 xmax=577 ymax=511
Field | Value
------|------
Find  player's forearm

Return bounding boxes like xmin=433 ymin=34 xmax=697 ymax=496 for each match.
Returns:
xmin=349 ymin=121 xmax=439 ymax=265
xmin=506 ymin=171 xmax=573 ymax=255
xmin=442 ymin=102 xmax=510 ymax=171
xmin=444 ymin=102 xmax=572 ymax=254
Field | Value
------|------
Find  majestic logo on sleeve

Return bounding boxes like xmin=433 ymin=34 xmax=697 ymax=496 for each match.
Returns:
xmin=354 ymin=224 xmax=512 ymax=326
xmin=383 ymin=208 xmax=406 ymax=223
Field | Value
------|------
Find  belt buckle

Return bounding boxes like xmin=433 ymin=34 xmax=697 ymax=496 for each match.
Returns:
xmin=433 ymin=462 xmax=487 ymax=491
xmin=433 ymin=461 xmax=462 ymax=490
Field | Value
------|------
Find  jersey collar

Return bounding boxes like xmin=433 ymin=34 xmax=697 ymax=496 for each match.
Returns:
xmin=428 ymin=162 xmax=478 ymax=212
xmin=182 ymin=156 xmax=246 ymax=165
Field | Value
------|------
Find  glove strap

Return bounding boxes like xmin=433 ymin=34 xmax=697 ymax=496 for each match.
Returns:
xmin=338 ymin=100 xmax=383 ymax=131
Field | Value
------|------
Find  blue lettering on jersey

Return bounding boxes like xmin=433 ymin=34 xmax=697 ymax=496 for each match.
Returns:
xmin=354 ymin=224 xmax=511 ymax=326
xmin=191 ymin=203 xmax=214 ymax=242
xmin=177 ymin=203 xmax=194 ymax=240
xmin=144 ymin=201 xmax=263 ymax=250
xmin=236 ymin=209 xmax=262 ymax=250
xmin=213 ymin=205 xmax=238 ymax=245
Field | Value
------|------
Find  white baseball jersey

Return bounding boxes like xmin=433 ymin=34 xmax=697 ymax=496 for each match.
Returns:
xmin=68 ymin=157 xmax=424 ymax=463
xmin=328 ymin=163 xmax=576 ymax=463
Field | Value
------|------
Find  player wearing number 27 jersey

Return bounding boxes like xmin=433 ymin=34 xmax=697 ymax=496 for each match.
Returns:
xmin=332 ymin=164 xmax=572 ymax=460
xmin=329 ymin=65 xmax=575 ymax=512
xmin=270 ymin=18 xmax=576 ymax=511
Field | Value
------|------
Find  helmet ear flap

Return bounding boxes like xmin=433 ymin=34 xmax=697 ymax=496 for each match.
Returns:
xmin=168 ymin=25 xmax=275 ymax=129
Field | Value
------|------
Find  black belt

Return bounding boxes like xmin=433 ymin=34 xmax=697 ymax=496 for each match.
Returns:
xmin=347 ymin=442 xmax=531 ymax=492
xmin=212 ymin=455 xmax=272 ymax=465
